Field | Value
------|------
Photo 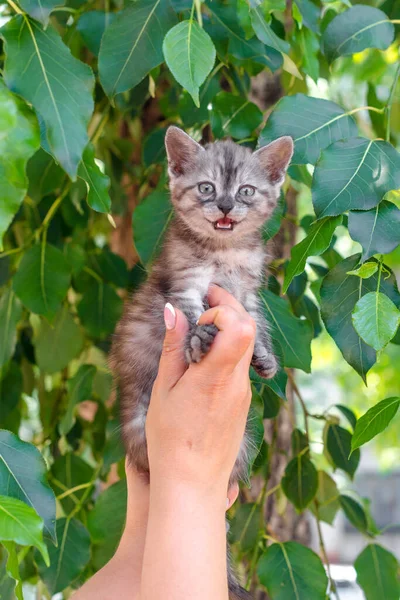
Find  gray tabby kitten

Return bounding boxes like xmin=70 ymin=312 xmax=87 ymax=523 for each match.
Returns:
xmin=110 ymin=127 xmax=293 ymax=599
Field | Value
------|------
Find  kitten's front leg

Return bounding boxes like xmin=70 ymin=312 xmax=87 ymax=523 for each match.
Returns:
xmin=173 ymin=289 xmax=218 ymax=364
xmin=244 ymin=293 xmax=278 ymax=379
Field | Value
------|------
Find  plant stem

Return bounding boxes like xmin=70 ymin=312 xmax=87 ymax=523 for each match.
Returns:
xmin=6 ymin=0 xmax=23 ymax=14
xmin=385 ymin=60 xmax=400 ymax=141
xmin=314 ymin=502 xmax=341 ymax=600
xmin=286 ymin=369 xmax=310 ymax=439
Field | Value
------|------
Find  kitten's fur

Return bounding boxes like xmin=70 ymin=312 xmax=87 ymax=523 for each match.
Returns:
xmin=110 ymin=127 xmax=293 ymax=597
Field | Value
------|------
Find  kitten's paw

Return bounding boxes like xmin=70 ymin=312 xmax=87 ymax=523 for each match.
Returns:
xmin=185 ymin=324 xmax=218 ymax=363
xmin=251 ymin=353 xmax=278 ymax=379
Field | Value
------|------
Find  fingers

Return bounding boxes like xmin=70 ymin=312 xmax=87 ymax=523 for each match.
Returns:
xmin=197 ymin=303 xmax=256 ymax=374
xmin=156 ymin=303 xmax=189 ymax=391
xmin=207 ymin=284 xmax=247 ymax=316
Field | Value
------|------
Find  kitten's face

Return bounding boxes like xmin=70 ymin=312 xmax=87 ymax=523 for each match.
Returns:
xmin=165 ymin=127 xmax=293 ymax=241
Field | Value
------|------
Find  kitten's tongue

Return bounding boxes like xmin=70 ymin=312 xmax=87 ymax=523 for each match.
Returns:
xmin=215 ymin=217 xmax=234 ymax=230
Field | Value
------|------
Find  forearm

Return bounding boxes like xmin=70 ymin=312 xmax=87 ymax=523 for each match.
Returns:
xmin=141 ymin=478 xmax=229 ymax=600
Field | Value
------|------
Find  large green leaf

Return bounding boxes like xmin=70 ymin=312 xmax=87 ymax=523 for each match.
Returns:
xmin=339 ymin=495 xmax=368 ymax=533
xmin=210 ymin=92 xmax=263 ymax=139
xmin=283 ymin=216 xmax=341 ymax=293
xmin=326 ymin=424 xmax=360 ymax=479
xmin=229 ymin=502 xmax=262 ymax=553
xmin=293 ymin=0 xmax=319 ymax=33
xmin=259 ymin=290 xmax=313 ymax=372
xmin=206 ymin=3 xmax=283 ymax=72
xmin=312 ymin=139 xmax=400 ymax=218
xmin=3 ymin=541 xmax=23 ymax=600
xmin=352 ymin=292 xmax=400 ymax=351
xmin=77 ymin=280 xmax=123 ymax=339
xmin=320 ymin=254 xmax=400 ymax=381
xmin=351 ymin=397 xmax=400 ymax=453
xmin=18 ymin=0 xmax=66 ymax=26
xmin=78 ymin=144 xmax=111 ymax=214
xmin=87 ymin=480 xmax=127 ymax=569
xmin=310 ymin=471 xmax=340 ymax=525
xmin=34 ymin=306 xmax=84 ymax=373
xmin=259 ymin=94 xmax=358 ymax=165
xmin=258 ymin=541 xmax=328 ymax=599
xmin=133 ymin=190 xmax=173 ymax=267
xmin=355 ymin=544 xmax=400 ymax=600
xmin=348 ymin=200 xmax=400 ymax=261
xmin=27 ymin=149 xmax=65 ymax=202
xmin=281 ymin=454 xmax=318 ymax=510
xmin=98 ymin=0 xmax=177 ymax=99
xmin=250 ymin=6 xmax=289 ymax=54
xmin=36 ymin=518 xmax=91 ymax=595
xmin=322 ymin=5 xmax=394 ymax=63
xmin=0 ymin=496 xmax=48 ymax=564
xmin=13 ymin=243 xmax=71 ymax=317
xmin=0 ymin=430 xmax=56 ymax=541
xmin=0 ymin=290 xmax=22 ymax=369
xmin=77 ymin=11 xmax=116 ymax=56
xmin=59 ymin=365 xmax=96 ymax=435
xmin=163 ymin=20 xmax=216 ymax=107
xmin=0 ymin=81 xmax=40 ymax=249
xmin=1 ymin=16 xmax=94 ymax=179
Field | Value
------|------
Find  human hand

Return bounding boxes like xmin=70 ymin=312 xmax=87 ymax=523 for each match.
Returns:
xmin=146 ymin=285 xmax=256 ymax=496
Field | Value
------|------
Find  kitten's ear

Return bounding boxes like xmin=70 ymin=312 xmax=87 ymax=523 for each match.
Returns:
xmin=165 ymin=126 xmax=203 ymax=177
xmin=254 ymin=136 xmax=294 ymax=184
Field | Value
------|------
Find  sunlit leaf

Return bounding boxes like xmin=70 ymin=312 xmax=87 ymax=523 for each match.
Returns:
xmin=352 ymin=292 xmax=400 ymax=351
xmin=0 ymin=496 xmax=48 ymax=564
xmin=348 ymin=200 xmax=400 ymax=261
xmin=351 ymin=397 xmax=400 ymax=452
xmin=355 ymin=544 xmax=400 ymax=600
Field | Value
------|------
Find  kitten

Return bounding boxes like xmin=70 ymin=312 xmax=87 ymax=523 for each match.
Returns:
xmin=110 ymin=127 xmax=293 ymax=597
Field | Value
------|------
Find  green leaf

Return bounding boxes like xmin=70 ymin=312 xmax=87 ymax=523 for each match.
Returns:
xmin=87 ymin=480 xmax=127 ymax=569
xmin=0 ymin=496 xmax=49 ymax=565
xmin=18 ymin=0 xmax=65 ymax=26
xmin=207 ymin=3 xmax=283 ymax=72
xmin=348 ymin=200 xmax=400 ymax=261
xmin=77 ymin=280 xmax=123 ymax=339
xmin=0 ymin=430 xmax=56 ymax=541
xmin=259 ymin=290 xmax=313 ymax=372
xmin=293 ymin=0 xmax=319 ymax=33
xmin=89 ymin=249 xmax=129 ymax=288
xmin=296 ymin=28 xmax=319 ymax=83
xmin=263 ymin=194 xmax=285 ymax=242
xmin=78 ymin=144 xmax=111 ymax=214
xmin=210 ymin=92 xmax=263 ymax=139
xmin=320 ymin=255 xmax=400 ymax=381
xmin=34 ymin=306 xmax=84 ymax=373
xmin=339 ymin=495 xmax=368 ymax=533
xmin=281 ymin=453 xmax=318 ymax=510
xmin=312 ymin=139 xmax=400 ymax=218
xmin=3 ymin=541 xmax=23 ymax=600
xmin=0 ymin=290 xmax=22 ymax=369
xmin=259 ymin=94 xmax=358 ymax=165
xmin=351 ymin=397 xmax=400 ymax=453
xmin=258 ymin=541 xmax=328 ymax=599
xmin=0 ymin=81 xmax=40 ymax=249
xmin=355 ymin=544 xmax=400 ymax=600
xmin=283 ymin=216 xmax=341 ymax=293
xmin=322 ymin=5 xmax=394 ymax=63
xmin=326 ymin=424 xmax=360 ymax=479
xmin=1 ymin=16 xmax=95 ymax=179
xmin=163 ymin=20 xmax=216 ymax=107
xmin=347 ymin=262 xmax=379 ymax=279
xmin=13 ymin=243 xmax=71 ymax=317
xmin=352 ymin=292 xmax=400 ymax=351
xmin=291 ymin=429 xmax=309 ymax=456
xmin=133 ymin=190 xmax=173 ymax=267
xmin=143 ymin=127 xmax=167 ymax=168
xmin=99 ymin=0 xmax=177 ymax=99
xmin=335 ymin=404 xmax=357 ymax=431
xmin=51 ymin=454 xmax=94 ymax=514
xmin=59 ymin=365 xmax=97 ymax=435
xmin=36 ymin=518 xmax=91 ymax=595
xmin=229 ymin=503 xmax=262 ymax=553
xmin=310 ymin=471 xmax=340 ymax=525
xmin=0 ymin=363 xmax=22 ymax=427
xmin=77 ymin=11 xmax=116 ymax=56
xmin=250 ymin=6 xmax=290 ymax=54
xmin=27 ymin=149 xmax=65 ymax=203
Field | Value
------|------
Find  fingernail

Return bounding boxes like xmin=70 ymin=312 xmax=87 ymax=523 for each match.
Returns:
xmin=164 ymin=303 xmax=176 ymax=330
xmin=226 ymin=498 xmax=230 ymax=509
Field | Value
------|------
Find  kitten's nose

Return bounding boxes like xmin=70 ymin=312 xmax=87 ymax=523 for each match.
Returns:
xmin=217 ymin=198 xmax=234 ymax=215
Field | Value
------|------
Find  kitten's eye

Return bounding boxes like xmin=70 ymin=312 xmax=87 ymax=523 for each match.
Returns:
xmin=239 ymin=185 xmax=255 ymax=197
xmin=198 ymin=182 xmax=215 ymax=194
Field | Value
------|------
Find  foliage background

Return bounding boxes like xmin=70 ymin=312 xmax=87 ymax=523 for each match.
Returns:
xmin=0 ymin=0 xmax=399 ymax=598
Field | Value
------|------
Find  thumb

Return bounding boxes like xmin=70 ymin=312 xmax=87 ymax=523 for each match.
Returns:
xmin=156 ymin=303 xmax=189 ymax=390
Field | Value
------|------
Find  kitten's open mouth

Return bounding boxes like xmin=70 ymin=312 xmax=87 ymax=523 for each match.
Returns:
xmin=214 ymin=217 xmax=235 ymax=230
